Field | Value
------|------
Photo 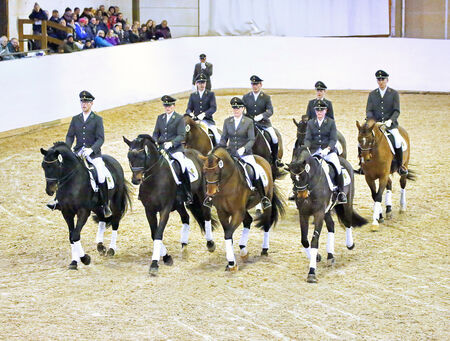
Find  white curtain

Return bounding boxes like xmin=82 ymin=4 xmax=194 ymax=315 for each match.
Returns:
xmin=200 ymin=0 xmax=390 ymax=37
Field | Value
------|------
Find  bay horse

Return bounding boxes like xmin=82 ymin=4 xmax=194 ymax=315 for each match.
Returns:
xmin=200 ymin=146 xmax=285 ymax=271
xmin=123 ymin=134 xmax=216 ymax=275
xmin=40 ymin=142 xmax=131 ymax=270
xmin=287 ymin=145 xmax=367 ymax=283
xmin=356 ymin=120 xmax=415 ymax=230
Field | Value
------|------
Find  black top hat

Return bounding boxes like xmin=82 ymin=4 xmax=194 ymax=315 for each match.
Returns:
xmin=314 ymin=99 xmax=328 ymax=110
xmin=195 ymin=73 xmax=207 ymax=83
xmin=79 ymin=90 xmax=95 ymax=101
xmin=315 ymin=81 xmax=327 ymax=90
xmin=161 ymin=95 xmax=176 ymax=106
xmin=230 ymin=97 xmax=244 ymax=108
xmin=375 ymin=70 xmax=389 ymax=79
xmin=250 ymin=75 xmax=263 ymax=83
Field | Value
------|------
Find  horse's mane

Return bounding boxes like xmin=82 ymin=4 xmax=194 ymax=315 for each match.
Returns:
xmin=184 ymin=115 xmax=196 ymax=126
xmin=137 ymin=134 xmax=157 ymax=145
xmin=53 ymin=141 xmax=69 ymax=148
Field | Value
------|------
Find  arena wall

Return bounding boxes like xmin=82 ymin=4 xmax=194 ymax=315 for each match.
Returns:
xmin=0 ymin=36 xmax=448 ymax=134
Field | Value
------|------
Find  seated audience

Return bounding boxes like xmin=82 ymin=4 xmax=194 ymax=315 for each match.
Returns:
xmin=98 ymin=15 xmax=110 ymax=33
xmin=2 ymin=38 xmax=22 ymax=60
xmin=116 ymin=13 xmax=126 ymax=28
xmin=62 ymin=34 xmax=80 ymax=53
xmin=105 ymin=29 xmax=120 ymax=46
xmin=74 ymin=17 xmax=89 ymax=42
xmin=85 ymin=18 xmax=97 ymax=41
xmin=83 ymin=39 xmax=94 ymax=50
xmin=129 ymin=24 xmax=141 ymax=43
xmin=140 ymin=25 xmax=150 ymax=41
xmin=94 ymin=30 xmax=113 ymax=47
xmin=155 ymin=20 xmax=171 ymax=39
xmin=146 ymin=19 xmax=157 ymax=40
xmin=62 ymin=7 xmax=73 ymax=23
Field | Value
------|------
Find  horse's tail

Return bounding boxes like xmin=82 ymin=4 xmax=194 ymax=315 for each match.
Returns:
xmin=92 ymin=180 xmax=133 ymax=227
xmin=406 ymin=168 xmax=416 ymax=181
xmin=255 ymin=183 xmax=286 ymax=229
xmin=188 ymin=195 xmax=218 ymax=232
xmin=335 ymin=205 xmax=368 ymax=228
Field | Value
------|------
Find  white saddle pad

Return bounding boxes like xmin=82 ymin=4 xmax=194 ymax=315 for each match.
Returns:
xmin=382 ymin=130 xmax=407 ymax=154
xmin=163 ymin=153 xmax=199 ymax=185
xmin=320 ymin=161 xmax=351 ymax=192
xmin=241 ymin=162 xmax=269 ymax=189
xmin=88 ymin=165 xmax=114 ymax=192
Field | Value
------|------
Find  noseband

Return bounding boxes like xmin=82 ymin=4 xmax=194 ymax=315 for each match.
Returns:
xmin=203 ymin=154 xmax=223 ymax=192
xmin=129 ymin=146 xmax=163 ymax=182
xmin=43 ymin=155 xmax=79 ymax=187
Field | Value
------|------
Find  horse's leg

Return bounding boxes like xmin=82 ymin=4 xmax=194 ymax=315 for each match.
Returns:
xmin=366 ymin=176 xmax=382 ymax=229
xmin=96 ymin=219 xmax=107 ymax=256
xmin=107 ymin=222 xmax=119 ymax=256
xmin=177 ymin=204 xmax=190 ymax=253
xmin=62 ymin=210 xmax=78 ymax=269
xmin=149 ymin=207 xmax=173 ymax=276
xmin=385 ymin=176 xmax=393 ymax=219
xmin=373 ymin=176 xmax=389 ymax=230
xmin=217 ymin=209 xmax=238 ymax=271
xmin=299 ymin=214 xmax=310 ymax=260
xmin=204 ymin=207 xmax=215 ymax=252
xmin=324 ymin=212 xmax=335 ymax=266
xmin=72 ymin=208 xmax=91 ymax=268
xmin=239 ymin=211 xmax=253 ymax=261
xmin=399 ymin=175 xmax=407 ymax=212
xmin=307 ymin=212 xmax=325 ymax=283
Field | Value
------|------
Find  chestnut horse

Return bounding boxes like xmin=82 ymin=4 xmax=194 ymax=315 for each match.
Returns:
xmin=200 ymin=147 xmax=285 ymax=271
xmin=356 ymin=120 xmax=415 ymax=230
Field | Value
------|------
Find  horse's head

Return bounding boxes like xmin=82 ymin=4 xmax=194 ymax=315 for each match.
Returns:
xmin=199 ymin=146 xmax=230 ymax=197
xmin=40 ymin=143 xmax=65 ymax=195
xmin=286 ymin=145 xmax=312 ymax=199
xmin=123 ymin=134 xmax=158 ymax=185
xmin=356 ymin=120 xmax=376 ymax=163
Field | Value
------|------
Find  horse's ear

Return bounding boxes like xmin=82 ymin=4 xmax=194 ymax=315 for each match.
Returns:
xmin=366 ymin=119 xmax=376 ymax=129
xmin=123 ymin=136 xmax=131 ymax=146
xmin=356 ymin=121 xmax=361 ymax=130
xmin=198 ymin=155 xmax=207 ymax=162
xmin=40 ymin=148 xmax=47 ymax=155
xmin=301 ymin=115 xmax=309 ymax=123
xmin=292 ymin=118 xmax=299 ymax=127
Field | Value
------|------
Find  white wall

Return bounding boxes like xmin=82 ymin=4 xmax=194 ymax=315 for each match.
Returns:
xmin=8 ymin=0 xmax=132 ymax=40
xmin=0 ymin=36 xmax=448 ymax=132
xmin=140 ymin=0 xmax=199 ymax=37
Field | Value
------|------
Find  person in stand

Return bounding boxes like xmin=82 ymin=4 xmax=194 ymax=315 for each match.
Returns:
xmin=306 ymin=81 xmax=335 ymax=120
xmin=192 ymin=54 xmax=213 ymax=90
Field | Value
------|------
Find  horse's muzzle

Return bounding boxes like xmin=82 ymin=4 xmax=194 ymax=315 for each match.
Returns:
xmin=46 ymin=183 xmax=57 ymax=196
xmin=131 ymin=172 xmax=143 ymax=185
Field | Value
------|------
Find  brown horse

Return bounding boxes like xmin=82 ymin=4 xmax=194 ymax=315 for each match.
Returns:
xmin=199 ymin=147 xmax=285 ymax=271
xmin=184 ymin=116 xmax=215 ymax=156
xmin=356 ymin=120 xmax=415 ymax=230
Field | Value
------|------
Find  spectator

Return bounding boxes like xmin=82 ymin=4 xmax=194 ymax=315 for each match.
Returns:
xmin=28 ymin=2 xmax=48 ymax=49
xmin=62 ymin=34 xmax=80 ymax=53
xmin=49 ymin=9 xmax=60 ymax=24
xmin=80 ymin=8 xmax=93 ymax=21
xmin=73 ymin=7 xmax=81 ymax=18
xmin=155 ymin=20 xmax=171 ymax=39
xmin=129 ymin=24 xmax=141 ymax=43
xmin=86 ymin=17 xmax=97 ymax=40
xmin=133 ymin=21 xmax=141 ymax=34
xmin=123 ymin=24 xmax=131 ymax=43
xmin=98 ymin=5 xmax=106 ymax=13
xmin=83 ymin=39 xmax=94 ymax=50
xmin=105 ymin=29 xmax=119 ymax=46
xmin=62 ymin=7 xmax=73 ymax=23
xmin=140 ymin=25 xmax=150 ymax=41
xmin=74 ymin=17 xmax=89 ymax=42
xmin=48 ymin=17 xmax=68 ymax=52
xmin=0 ymin=36 xmax=8 ymax=60
xmin=108 ymin=6 xmax=116 ymax=16
xmin=146 ymin=19 xmax=157 ymax=40
xmin=72 ymin=13 xmax=78 ymax=23
xmin=57 ymin=45 xmax=64 ymax=53
xmin=116 ymin=13 xmax=126 ymax=28
xmin=114 ymin=23 xmax=127 ymax=44
xmin=98 ymin=15 xmax=110 ymax=33
xmin=94 ymin=30 xmax=113 ymax=47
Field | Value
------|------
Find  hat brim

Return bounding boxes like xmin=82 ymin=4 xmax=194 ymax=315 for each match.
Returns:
xmin=80 ymin=98 xmax=94 ymax=102
xmin=314 ymin=106 xmax=327 ymax=110
xmin=315 ymin=87 xmax=326 ymax=90
xmin=163 ymin=102 xmax=175 ymax=106
xmin=195 ymin=80 xmax=206 ymax=83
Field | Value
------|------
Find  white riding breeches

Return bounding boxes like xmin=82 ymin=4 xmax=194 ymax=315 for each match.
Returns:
xmin=241 ymin=155 xmax=260 ymax=179
xmin=313 ymin=150 xmax=342 ymax=174
xmin=261 ymin=126 xmax=278 ymax=144
xmin=201 ymin=120 xmax=221 ymax=143
xmin=171 ymin=151 xmax=188 ymax=173
xmin=86 ymin=155 xmax=107 ymax=183
xmin=387 ymin=128 xmax=402 ymax=148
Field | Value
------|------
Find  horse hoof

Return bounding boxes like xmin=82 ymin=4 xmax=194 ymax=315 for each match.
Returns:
xmin=306 ymin=274 xmax=317 ymax=283
xmin=68 ymin=261 xmax=78 ymax=270
xmin=327 ymin=257 xmax=335 ymax=267
xmin=316 ymin=253 xmax=321 ymax=262
xmin=347 ymin=243 xmax=355 ymax=250
xmin=400 ymin=207 xmax=406 ymax=213
xmin=225 ymin=264 xmax=239 ymax=272
xmin=261 ymin=248 xmax=269 ymax=256
xmin=378 ymin=217 xmax=385 ymax=223
xmin=240 ymin=248 xmax=249 ymax=262
xmin=97 ymin=242 xmax=107 ymax=256
xmin=149 ymin=261 xmax=159 ymax=276
xmin=371 ymin=223 xmax=379 ymax=232
xmin=206 ymin=240 xmax=216 ymax=253
xmin=386 ymin=211 xmax=393 ymax=220
xmin=80 ymin=254 xmax=91 ymax=265
xmin=163 ymin=254 xmax=173 ymax=266
xmin=106 ymin=248 xmax=115 ymax=257
xmin=181 ymin=245 xmax=189 ymax=259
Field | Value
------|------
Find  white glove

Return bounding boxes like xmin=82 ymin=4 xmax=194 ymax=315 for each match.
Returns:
xmin=197 ymin=113 xmax=206 ymax=120
xmin=385 ymin=119 xmax=392 ymax=128
xmin=82 ymin=148 xmax=93 ymax=158
xmin=164 ymin=142 xmax=173 ymax=149
xmin=320 ymin=148 xmax=329 ymax=157
xmin=201 ymin=62 xmax=206 ymax=70
xmin=237 ymin=147 xmax=245 ymax=156
xmin=254 ymin=114 xmax=264 ymax=122
xmin=186 ymin=111 xmax=194 ymax=117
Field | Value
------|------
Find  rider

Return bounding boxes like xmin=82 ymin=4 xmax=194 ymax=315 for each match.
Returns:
xmin=153 ymin=95 xmax=193 ymax=204
xmin=63 ymin=90 xmax=112 ymax=217
xmin=242 ymin=75 xmax=282 ymax=167
xmin=185 ymin=73 xmax=221 ymax=144
xmin=306 ymin=81 xmax=335 ymax=120
xmin=304 ymin=99 xmax=347 ymax=204
xmin=365 ymin=69 xmax=407 ymax=175
xmin=215 ymin=97 xmax=271 ymax=210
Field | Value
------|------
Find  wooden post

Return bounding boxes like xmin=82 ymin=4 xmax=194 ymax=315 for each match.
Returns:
xmin=18 ymin=19 xmax=24 ymax=52
xmin=132 ymin=0 xmax=140 ymax=24
xmin=0 ymin=0 xmax=8 ymax=37
xmin=41 ymin=20 xmax=47 ymax=50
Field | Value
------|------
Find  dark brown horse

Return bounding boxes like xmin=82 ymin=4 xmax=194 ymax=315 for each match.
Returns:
xmin=356 ymin=120 xmax=415 ymax=231
xmin=199 ymin=147 xmax=285 ymax=271
xmin=184 ymin=116 xmax=216 ymax=155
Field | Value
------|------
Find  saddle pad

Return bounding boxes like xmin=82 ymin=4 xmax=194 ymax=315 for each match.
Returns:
xmin=87 ymin=164 xmax=115 ymax=192
xmin=382 ymin=129 xmax=407 ymax=154
xmin=320 ymin=162 xmax=351 ymax=191
xmin=163 ymin=153 xmax=199 ymax=185
xmin=239 ymin=161 xmax=269 ymax=189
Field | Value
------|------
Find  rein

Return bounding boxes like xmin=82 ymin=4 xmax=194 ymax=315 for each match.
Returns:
xmin=292 ymin=157 xmax=323 ymax=194
xmin=44 ymin=156 xmax=80 ymax=188
xmin=129 ymin=147 xmax=164 ymax=183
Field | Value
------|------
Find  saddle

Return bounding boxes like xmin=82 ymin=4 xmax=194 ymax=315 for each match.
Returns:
xmin=234 ymin=157 xmax=269 ymax=190
xmin=313 ymin=157 xmax=351 ymax=192
xmin=82 ymin=157 xmax=114 ymax=192
xmin=197 ymin=121 xmax=216 ymax=148
xmin=161 ymin=150 xmax=199 ymax=185
xmin=380 ymin=127 xmax=407 ymax=154
xmin=255 ymin=126 xmax=273 ymax=151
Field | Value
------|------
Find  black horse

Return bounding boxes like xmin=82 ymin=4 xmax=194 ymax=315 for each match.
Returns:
xmin=287 ymin=145 xmax=367 ymax=283
xmin=40 ymin=142 xmax=131 ymax=270
xmin=123 ymin=134 xmax=216 ymax=276
xmin=252 ymin=126 xmax=286 ymax=180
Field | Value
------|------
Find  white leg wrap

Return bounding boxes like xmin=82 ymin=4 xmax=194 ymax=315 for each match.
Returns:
xmin=304 ymin=247 xmax=311 ymax=259
xmin=96 ymin=221 xmax=106 ymax=243
xmin=373 ymin=201 xmax=382 ymax=222
xmin=346 ymin=227 xmax=354 ymax=247
xmin=309 ymin=248 xmax=318 ymax=269
xmin=180 ymin=223 xmax=190 ymax=244
xmin=239 ymin=227 xmax=250 ymax=247
xmin=74 ymin=240 xmax=85 ymax=258
xmin=70 ymin=243 xmax=80 ymax=262
xmin=326 ymin=232 xmax=335 ymax=254
xmin=225 ymin=239 xmax=235 ymax=263
xmin=160 ymin=242 xmax=167 ymax=257
xmin=152 ymin=240 xmax=162 ymax=261
xmin=262 ymin=231 xmax=270 ymax=249
xmin=204 ymin=220 xmax=213 ymax=241
xmin=400 ymin=188 xmax=406 ymax=208
xmin=385 ymin=190 xmax=392 ymax=207
xmin=109 ymin=230 xmax=118 ymax=250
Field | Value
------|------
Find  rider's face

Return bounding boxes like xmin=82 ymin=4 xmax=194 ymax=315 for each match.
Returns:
xmin=80 ymin=101 xmax=93 ymax=113
xmin=377 ymin=78 xmax=388 ymax=89
xmin=196 ymin=81 xmax=206 ymax=91
xmin=316 ymin=89 xmax=325 ymax=99
xmin=315 ymin=108 xmax=326 ymax=120
xmin=251 ymin=82 xmax=262 ymax=93
xmin=164 ymin=104 xmax=175 ymax=114
xmin=233 ymin=107 xmax=244 ymax=118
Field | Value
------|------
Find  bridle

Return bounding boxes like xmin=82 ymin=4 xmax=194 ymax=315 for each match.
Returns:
xmin=43 ymin=155 xmax=79 ymax=188
xmin=203 ymin=154 xmax=229 ymax=194
xmin=290 ymin=157 xmax=323 ymax=194
xmin=129 ymin=145 xmax=163 ymax=183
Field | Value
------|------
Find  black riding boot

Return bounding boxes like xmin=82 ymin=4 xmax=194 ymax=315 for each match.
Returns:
xmin=254 ymin=177 xmax=271 ymax=210
xmin=336 ymin=172 xmax=347 ymax=204
xmin=271 ymin=142 xmax=282 ymax=167
xmin=395 ymin=147 xmax=408 ymax=175
xmin=181 ymin=169 xmax=193 ymax=204
xmin=99 ymin=182 xmax=112 ymax=218
xmin=354 ymin=146 xmax=364 ymax=174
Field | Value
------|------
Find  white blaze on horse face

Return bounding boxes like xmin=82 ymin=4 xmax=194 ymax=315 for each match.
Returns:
xmin=295 ymin=175 xmax=300 ymax=181
xmin=362 ymin=137 xmax=366 ymax=146
xmin=346 ymin=227 xmax=354 ymax=248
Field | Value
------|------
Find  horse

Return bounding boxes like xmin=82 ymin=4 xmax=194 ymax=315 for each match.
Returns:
xmin=40 ymin=142 xmax=131 ymax=270
xmin=123 ymin=134 xmax=217 ymax=275
xmin=356 ymin=120 xmax=415 ymax=230
xmin=252 ymin=125 xmax=285 ymax=177
xmin=199 ymin=146 xmax=285 ymax=271
xmin=293 ymin=115 xmax=347 ymax=159
xmin=184 ymin=115 xmax=216 ymax=155
xmin=287 ymin=145 xmax=368 ymax=283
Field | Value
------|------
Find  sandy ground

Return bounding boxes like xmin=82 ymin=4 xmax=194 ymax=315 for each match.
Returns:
xmin=0 ymin=89 xmax=449 ymax=340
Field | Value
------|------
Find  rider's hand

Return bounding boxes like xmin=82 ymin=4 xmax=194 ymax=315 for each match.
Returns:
xmin=254 ymin=114 xmax=264 ymax=122
xmin=82 ymin=148 xmax=93 ymax=158
xmin=197 ymin=113 xmax=206 ymax=120
xmin=237 ymin=147 xmax=245 ymax=156
xmin=385 ymin=119 xmax=392 ymax=128
xmin=164 ymin=142 xmax=173 ymax=149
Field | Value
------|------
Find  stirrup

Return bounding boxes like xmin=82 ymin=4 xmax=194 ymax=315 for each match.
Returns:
xmin=203 ymin=196 xmax=213 ymax=208
xmin=261 ymin=196 xmax=272 ymax=209
xmin=337 ymin=192 xmax=347 ymax=204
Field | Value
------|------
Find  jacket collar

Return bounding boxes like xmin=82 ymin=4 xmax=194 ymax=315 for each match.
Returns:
xmin=79 ymin=111 xmax=94 ymax=123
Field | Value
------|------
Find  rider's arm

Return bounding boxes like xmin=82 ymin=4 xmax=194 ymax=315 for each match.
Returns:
xmin=152 ymin=116 xmax=161 ymax=143
xmin=304 ymin=121 xmax=313 ymax=148
xmin=219 ymin=120 xmax=229 ymax=147
xmin=204 ymin=92 xmax=217 ymax=118
xmin=389 ymin=90 xmax=400 ymax=122
xmin=172 ymin=117 xmax=186 ymax=148
xmin=185 ymin=94 xmax=194 ymax=115
xmin=244 ymin=120 xmax=256 ymax=153
xmin=91 ymin=116 xmax=105 ymax=154
xmin=65 ymin=117 xmax=75 ymax=148
xmin=365 ymin=92 xmax=374 ymax=119
xmin=260 ymin=95 xmax=273 ymax=120
xmin=327 ymin=101 xmax=335 ymax=120
xmin=328 ymin=120 xmax=337 ymax=150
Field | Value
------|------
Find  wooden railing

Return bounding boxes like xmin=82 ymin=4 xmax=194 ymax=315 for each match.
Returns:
xmin=18 ymin=19 xmax=73 ymax=52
